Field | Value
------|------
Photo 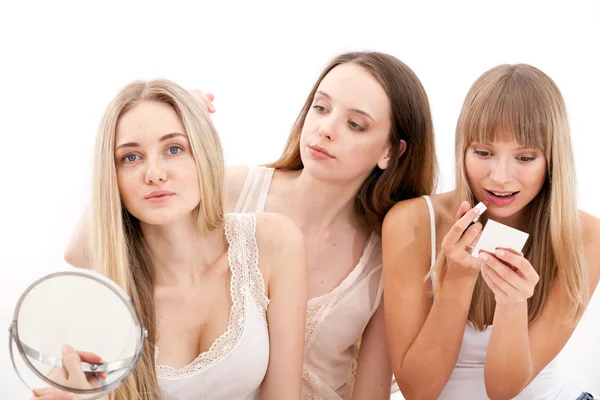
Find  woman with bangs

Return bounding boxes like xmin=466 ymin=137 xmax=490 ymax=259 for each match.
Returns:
xmin=383 ymin=64 xmax=600 ymax=399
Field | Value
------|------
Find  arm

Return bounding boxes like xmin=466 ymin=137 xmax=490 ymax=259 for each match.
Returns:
xmin=352 ymin=299 xmax=392 ymax=400
xmin=64 ymin=207 xmax=92 ymax=269
xmin=383 ymin=198 xmax=484 ymax=399
xmin=482 ymin=213 xmax=600 ymax=399
xmin=256 ymin=213 xmax=307 ymax=400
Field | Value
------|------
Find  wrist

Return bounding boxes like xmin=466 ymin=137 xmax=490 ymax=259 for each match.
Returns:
xmin=437 ymin=277 xmax=477 ymax=311
xmin=494 ymin=300 xmax=528 ymax=318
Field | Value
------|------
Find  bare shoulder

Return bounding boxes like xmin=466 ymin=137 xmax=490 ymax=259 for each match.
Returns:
xmin=224 ymin=165 xmax=250 ymax=212
xmin=580 ymin=210 xmax=600 ymax=240
xmin=383 ymin=197 xmax=429 ymax=236
xmin=254 ymin=212 xmax=305 ymax=260
xmin=254 ymin=212 xmax=306 ymax=292
xmin=580 ymin=210 xmax=600 ymax=281
xmin=382 ymin=192 xmax=454 ymax=244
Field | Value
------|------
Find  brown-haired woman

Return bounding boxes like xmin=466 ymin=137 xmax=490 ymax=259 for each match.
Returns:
xmin=66 ymin=51 xmax=438 ymax=399
xmin=383 ymin=64 xmax=600 ymax=400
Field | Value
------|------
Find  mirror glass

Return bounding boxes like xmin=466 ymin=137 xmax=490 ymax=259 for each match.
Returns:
xmin=9 ymin=271 xmax=145 ymax=398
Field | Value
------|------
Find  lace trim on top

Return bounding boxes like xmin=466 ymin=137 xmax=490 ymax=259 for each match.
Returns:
xmin=304 ymin=232 xmax=377 ymax=353
xmin=230 ymin=213 xmax=270 ymax=317
xmin=155 ymin=213 xmax=268 ymax=378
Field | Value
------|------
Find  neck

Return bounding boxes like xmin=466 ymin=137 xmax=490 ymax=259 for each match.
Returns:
xmin=141 ymin=213 xmax=226 ymax=286
xmin=283 ymin=169 xmax=367 ymax=233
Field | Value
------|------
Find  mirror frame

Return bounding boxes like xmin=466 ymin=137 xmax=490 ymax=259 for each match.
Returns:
xmin=8 ymin=270 xmax=147 ymax=397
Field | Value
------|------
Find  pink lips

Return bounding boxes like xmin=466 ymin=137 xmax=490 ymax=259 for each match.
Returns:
xmin=486 ymin=190 xmax=519 ymax=206
xmin=308 ymin=145 xmax=335 ymax=159
xmin=144 ymin=190 xmax=174 ymax=202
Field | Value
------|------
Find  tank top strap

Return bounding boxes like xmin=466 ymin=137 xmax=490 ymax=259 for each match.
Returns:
xmin=234 ymin=166 xmax=274 ymax=213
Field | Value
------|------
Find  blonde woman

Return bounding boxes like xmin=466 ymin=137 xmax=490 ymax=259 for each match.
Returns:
xmin=383 ymin=64 xmax=600 ymax=400
xmin=49 ymin=80 xmax=307 ymax=400
xmin=67 ymin=51 xmax=438 ymax=398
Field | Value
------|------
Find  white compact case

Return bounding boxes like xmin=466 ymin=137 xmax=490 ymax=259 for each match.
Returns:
xmin=471 ymin=219 xmax=530 ymax=257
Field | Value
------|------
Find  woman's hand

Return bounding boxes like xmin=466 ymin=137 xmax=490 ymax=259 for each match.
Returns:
xmin=32 ymin=345 xmax=107 ymax=400
xmin=188 ymin=89 xmax=216 ymax=113
xmin=480 ymin=248 xmax=540 ymax=310
xmin=441 ymin=201 xmax=486 ymax=281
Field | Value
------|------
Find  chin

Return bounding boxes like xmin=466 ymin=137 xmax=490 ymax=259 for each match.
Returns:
xmin=134 ymin=209 xmax=182 ymax=226
xmin=486 ymin=203 xmax=528 ymax=220
xmin=301 ymin=155 xmax=333 ymax=176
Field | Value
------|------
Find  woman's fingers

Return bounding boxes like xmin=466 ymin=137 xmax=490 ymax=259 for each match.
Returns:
xmin=61 ymin=346 xmax=87 ymax=384
xmin=47 ymin=366 xmax=67 ymax=381
xmin=442 ymin=204 xmax=485 ymax=251
xmin=454 ymin=200 xmax=471 ymax=220
xmin=458 ymin=222 xmax=483 ymax=250
xmin=188 ymin=89 xmax=216 ymax=112
xmin=481 ymin=266 xmax=508 ymax=297
xmin=494 ymin=249 xmax=539 ymax=284
xmin=479 ymin=253 xmax=521 ymax=294
xmin=75 ymin=351 xmax=102 ymax=364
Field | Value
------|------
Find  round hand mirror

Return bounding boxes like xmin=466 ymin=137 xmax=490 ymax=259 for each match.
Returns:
xmin=8 ymin=270 xmax=147 ymax=399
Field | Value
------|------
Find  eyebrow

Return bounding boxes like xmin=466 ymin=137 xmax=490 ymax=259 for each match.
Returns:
xmin=315 ymin=90 xmax=376 ymax=123
xmin=115 ymin=132 xmax=187 ymax=151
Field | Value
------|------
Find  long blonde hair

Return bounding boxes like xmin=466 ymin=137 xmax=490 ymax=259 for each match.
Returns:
xmin=433 ymin=64 xmax=588 ymax=330
xmin=89 ymin=80 xmax=225 ymax=398
xmin=268 ymin=51 xmax=438 ymax=232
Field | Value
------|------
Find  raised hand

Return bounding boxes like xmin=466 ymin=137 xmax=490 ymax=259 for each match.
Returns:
xmin=441 ymin=201 xmax=487 ymax=281
xmin=32 ymin=345 xmax=108 ymax=400
xmin=479 ymin=248 xmax=539 ymax=310
xmin=188 ymin=89 xmax=216 ymax=113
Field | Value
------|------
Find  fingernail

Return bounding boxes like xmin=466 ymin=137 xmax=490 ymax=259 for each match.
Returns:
xmin=32 ymin=389 xmax=41 ymax=396
xmin=479 ymin=253 xmax=489 ymax=261
xmin=496 ymin=249 xmax=505 ymax=257
xmin=208 ymin=104 xmax=216 ymax=112
xmin=62 ymin=345 xmax=73 ymax=354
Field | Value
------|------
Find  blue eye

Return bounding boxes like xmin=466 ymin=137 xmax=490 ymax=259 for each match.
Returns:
xmin=122 ymin=154 xmax=140 ymax=163
xmin=168 ymin=146 xmax=182 ymax=155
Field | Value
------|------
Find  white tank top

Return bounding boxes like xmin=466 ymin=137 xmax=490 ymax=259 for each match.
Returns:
xmin=423 ymin=195 xmax=582 ymax=399
xmin=155 ymin=213 xmax=270 ymax=400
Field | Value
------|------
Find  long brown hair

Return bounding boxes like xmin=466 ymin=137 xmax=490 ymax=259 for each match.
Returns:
xmin=268 ymin=51 xmax=437 ymax=232
xmin=89 ymin=79 xmax=225 ymax=398
xmin=433 ymin=64 xmax=588 ymax=330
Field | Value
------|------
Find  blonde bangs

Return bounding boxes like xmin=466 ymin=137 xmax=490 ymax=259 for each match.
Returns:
xmin=461 ymin=66 xmax=551 ymax=156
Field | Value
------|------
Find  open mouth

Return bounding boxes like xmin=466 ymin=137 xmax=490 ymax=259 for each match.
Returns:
xmin=486 ymin=190 xmax=518 ymax=198
xmin=485 ymin=189 xmax=519 ymax=205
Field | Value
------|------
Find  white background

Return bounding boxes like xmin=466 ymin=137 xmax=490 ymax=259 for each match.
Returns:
xmin=0 ymin=1 xmax=598 ymax=398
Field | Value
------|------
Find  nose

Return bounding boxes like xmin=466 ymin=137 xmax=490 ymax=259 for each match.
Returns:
xmin=317 ymin=115 xmax=337 ymax=140
xmin=144 ymin=157 xmax=168 ymax=184
xmin=489 ymin=157 xmax=513 ymax=185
